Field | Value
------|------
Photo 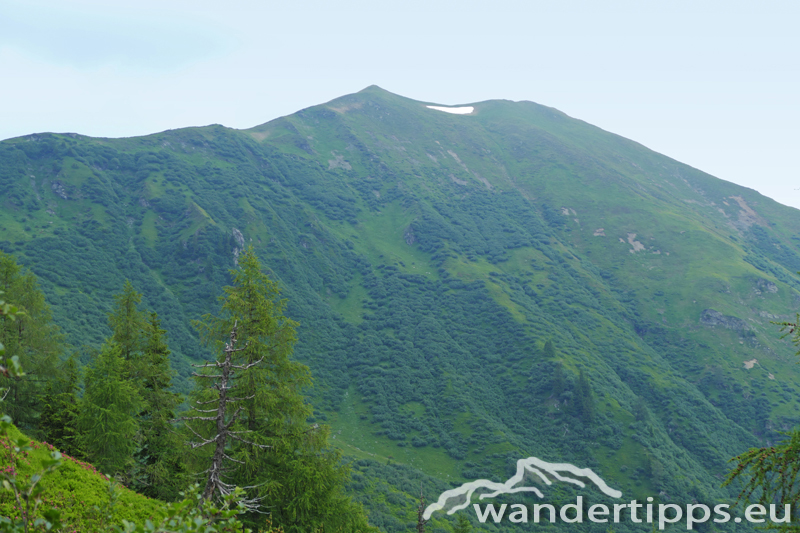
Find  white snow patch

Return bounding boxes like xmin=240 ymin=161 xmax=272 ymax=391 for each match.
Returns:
xmin=426 ymin=105 xmax=474 ymax=115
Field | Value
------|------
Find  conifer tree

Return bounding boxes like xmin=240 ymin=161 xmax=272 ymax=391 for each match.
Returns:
xmin=725 ymin=316 xmax=800 ymax=514
xmin=453 ymin=513 xmax=472 ymax=533
xmin=39 ymin=355 xmax=83 ymax=458
xmin=76 ymin=342 xmax=142 ymax=475
xmin=573 ymin=369 xmax=595 ymax=423
xmin=0 ymin=251 xmax=62 ymax=431
xmin=181 ymin=321 xmax=268 ymax=509
xmin=190 ymin=247 xmax=373 ymax=533
xmin=552 ymin=362 xmax=565 ymax=399
xmin=108 ymin=279 xmax=147 ymax=362
xmin=543 ymin=339 xmax=555 ymax=359
xmin=0 ymin=290 xmax=21 ymax=388
xmin=416 ymin=489 xmax=428 ymax=533
xmin=134 ymin=311 xmax=184 ymax=500
xmin=633 ymin=397 xmax=649 ymax=422
xmin=106 ymin=282 xmax=185 ymax=497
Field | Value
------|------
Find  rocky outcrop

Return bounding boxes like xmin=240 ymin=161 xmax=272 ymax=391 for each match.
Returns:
xmin=700 ymin=309 xmax=748 ymax=331
xmin=232 ymin=228 xmax=245 ymax=265
xmin=404 ymin=225 xmax=416 ymax=245
xmin=756 ymin=278 xmax=778 ymax=294
xmin=51 ymin=181 xmax=68 ymax=200
xmin=327 ymin=152 xmax=352 ymax=170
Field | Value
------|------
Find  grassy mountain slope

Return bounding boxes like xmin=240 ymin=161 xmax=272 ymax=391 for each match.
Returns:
xmin=0 ymin=425 xmax=165 ymax=527
xmin=3 ymin=86 xmax=800 ymax=530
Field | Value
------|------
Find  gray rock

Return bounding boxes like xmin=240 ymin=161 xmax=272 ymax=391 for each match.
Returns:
xmin=700 ymin=309 xmax=748 ymax=331
xmin=756 ymin=278 xmax=778 ymax=293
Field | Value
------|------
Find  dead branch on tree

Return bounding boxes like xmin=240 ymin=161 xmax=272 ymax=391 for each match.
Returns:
xmin=176 ymin=321 xmax=270 ymax=512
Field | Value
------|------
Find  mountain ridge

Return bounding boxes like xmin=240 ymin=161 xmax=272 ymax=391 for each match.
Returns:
xmin=2 ymin=87 xmax=798 ymax=531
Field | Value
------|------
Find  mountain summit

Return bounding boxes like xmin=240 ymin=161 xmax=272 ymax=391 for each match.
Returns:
xmin=2 ymin=87 xmax=799 ymax=528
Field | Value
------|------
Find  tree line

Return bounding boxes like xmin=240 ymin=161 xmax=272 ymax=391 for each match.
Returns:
xmin=0 ymin=247 xmax=373 ymax=532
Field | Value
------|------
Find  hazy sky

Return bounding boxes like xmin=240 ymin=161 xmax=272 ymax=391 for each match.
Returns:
xmin=2 ymin=0 xmax=798 ymax=208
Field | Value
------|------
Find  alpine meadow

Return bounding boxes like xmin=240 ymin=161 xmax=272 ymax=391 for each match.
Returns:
xmin=3 ymin=86 xmax=800 ymax=532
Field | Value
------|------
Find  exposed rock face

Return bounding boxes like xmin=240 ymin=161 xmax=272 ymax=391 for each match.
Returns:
xmin=729 ymin=195 xmax=768 ymax=229
xmin=756 ymin=278 xmax=778 ymax=294
xmin=51 ymin=181 xmax=68 ymax=200
xmin=328 ymin=152 xmax=352 ymax=170
xmin=404 ymin=225 xmax=416 ymax=245
xmin=627 ymin=233 xmax=645 ymax=253
xmin=232 ymin=228 xmax=245 ymax=248
xmin=449 ymin=174 xmax=467 ymax=186
xmin=700 ymin=309 xmax=748 ymax=331
xmin=232 ymin=228 xmax=245 ymax=265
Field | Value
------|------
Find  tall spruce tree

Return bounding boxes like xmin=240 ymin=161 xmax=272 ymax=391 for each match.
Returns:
xmin=105 ymin=282 xmax=184 ymax=497
xmin=134 ymin=311 xmax=184 ymax=500
xmin=190 ymin=247 xmax=373 ymax=533
xmin=76 ymin=342 xmax=142 ymax=474
xmin=108 ymin=279 xmax=147 ymax=362
xmin=453 ymin=513 xmax=472 ymax=533
xmin=181 ymin=321 xmax=269 ymax=509
xmin=552 ymin=362 xmax=565 ymax=399
xmin=0 ymin=251 xmax=62 ymax=432
xmin=543 ymin=339 xmax=555 ymax=359
xmin=39 ymin=355 xmax=83 ymax=458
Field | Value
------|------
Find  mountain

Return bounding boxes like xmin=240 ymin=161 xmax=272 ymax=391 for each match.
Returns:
xmin=3 ymin=85 xmax=800 ymax=530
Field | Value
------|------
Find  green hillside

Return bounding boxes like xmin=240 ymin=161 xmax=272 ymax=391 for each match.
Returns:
xmin=3 ymin=86 xmax=800 ymax=531
xmin=0 ymin=425 xmax=165 ymax=528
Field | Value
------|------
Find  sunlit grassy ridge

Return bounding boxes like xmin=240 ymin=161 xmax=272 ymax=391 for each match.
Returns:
xmin=0 ymin=425 xmax=165 ymax=528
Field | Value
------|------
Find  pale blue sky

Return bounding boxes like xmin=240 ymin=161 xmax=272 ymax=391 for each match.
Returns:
xmin=2 ymin=0 xmax=798 ymax=208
